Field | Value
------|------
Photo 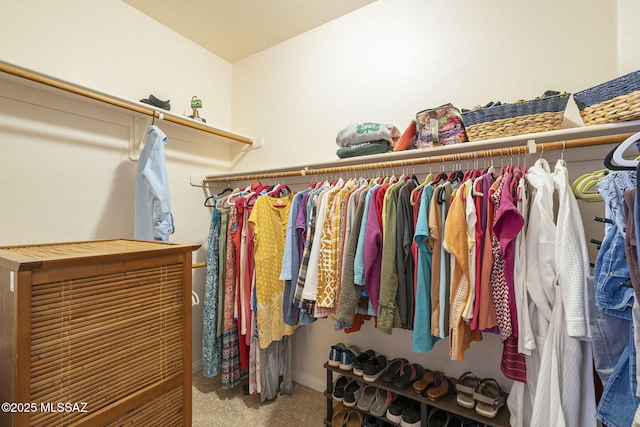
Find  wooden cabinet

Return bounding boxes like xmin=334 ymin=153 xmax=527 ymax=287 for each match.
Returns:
xmin=0 ymin=239 xmax=200 ymax=427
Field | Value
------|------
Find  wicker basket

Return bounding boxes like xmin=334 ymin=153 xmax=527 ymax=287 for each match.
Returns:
xmin=461 ymin=93 xmax=570 ymax=141
xmin=573 ymin=70 xmax=640 ymax=125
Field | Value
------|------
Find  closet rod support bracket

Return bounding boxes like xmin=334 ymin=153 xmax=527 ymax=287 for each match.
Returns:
xmin=130 ymin=114 xmax=161 ymax=161
xmin=527 ymin=139 xmax=538 ymax=154
xmin=190 ymin=174 xmax=207 ymax=187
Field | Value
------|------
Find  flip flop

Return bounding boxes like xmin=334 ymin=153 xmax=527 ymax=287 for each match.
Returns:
xmin=456 ymin=371 xmax=480 ymax=408
xmin=381 ymin=357 xmax=407 ymax=383
xmin=393 ymin=363 xmax=424 ymax=389
xmin=356 ymin=384 xmax=378 ymax=412
xmin=473 ymin=378 xmax=506 ymax=418
xmin=369 ymin=388 xmax=395 ymax=417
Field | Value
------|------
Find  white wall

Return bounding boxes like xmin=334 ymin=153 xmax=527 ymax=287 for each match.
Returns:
xmin=231 ymin=0 xmax=618 ymax=172
xmin=0 ymin=0 xmax=235 ymax=373
xmin=619 ymin=0 xmax=640 ymax=74
xmin=228 ymin=0 xmax=635 ymax=394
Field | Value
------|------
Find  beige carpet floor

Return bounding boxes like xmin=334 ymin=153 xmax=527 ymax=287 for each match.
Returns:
xmin=192 ymin=371 xmax=327 ymax=426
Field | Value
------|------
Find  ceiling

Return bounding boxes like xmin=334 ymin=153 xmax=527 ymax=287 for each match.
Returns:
xmin=123 ymin=0 xmax=376 ymax=63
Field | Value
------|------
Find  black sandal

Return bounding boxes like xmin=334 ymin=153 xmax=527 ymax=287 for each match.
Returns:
xmin=393 ymin=363 xmax=423 ymax=389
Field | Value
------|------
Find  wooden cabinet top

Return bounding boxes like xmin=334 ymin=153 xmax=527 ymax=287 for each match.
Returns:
xmin=0 ymin=239 xmax=200 ymax=271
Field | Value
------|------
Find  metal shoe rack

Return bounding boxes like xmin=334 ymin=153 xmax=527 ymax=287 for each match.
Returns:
xmin=324 ymin=362 xmax=510 ymax=427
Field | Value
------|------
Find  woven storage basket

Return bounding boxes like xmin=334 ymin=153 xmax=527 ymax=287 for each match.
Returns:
xmin=573 ymin=70 xmax=640 ymax=125
xmin=461 ymin=93 xmax=570 ymax=142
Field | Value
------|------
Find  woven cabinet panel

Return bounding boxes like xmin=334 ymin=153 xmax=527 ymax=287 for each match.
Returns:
xmin=28 ymin=263 xmax=185 ymax=426
xmin=104 ymin=384 xmax=184 ymax=427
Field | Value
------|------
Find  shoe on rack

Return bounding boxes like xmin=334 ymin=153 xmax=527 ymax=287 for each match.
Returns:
xmin=393 ymin=363 xmax=424 ymax=389
xmin=339 ymin=345 xmax=360 ymax=371
xmin=385 ymin=396 xmax=413 ymax=424
xmin=331 ymin=404 xmax=349 ymax=427
xmin=426 ymin=373 xmax=458 ymax=401
xmin=357 ymin=384 xmax=378 ymax=412
xmin=363 ymin=354 xmax=388 ymax=383
xmin=380 ymin=357 xmax=407 ymax=383
xmin=332 ymin=375 xmax=349 ymax=401
xmin=369 ymin=388 xmax=395 ymax=418
xmin=427 ymin=407 xmax=449 ymax=427
xmin=412 ymin=369 xmax=438 ymax=394
xmin=399 ymin=400 xmax=421 ymax=427
xmin=328 ymin=343 xmax=345 ymax=367
xmin=363 ymin=414 xmax=380 ymax=427
xmin=473 ymin=378 xmax=505 ymax=419
xmin=353 ymin=349 xmax=375 ymax=376
xmin=346 ymin=409 xmax=363 ymax=427
xmin=343 ymin=379 xmax=364 ymax=407
xmin=456 ymin=371 xmax=481 ymax=409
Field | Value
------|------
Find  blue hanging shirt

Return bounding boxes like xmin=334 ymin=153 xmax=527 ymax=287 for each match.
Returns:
xmin=134 ymin=125 xmax=174 ymax=241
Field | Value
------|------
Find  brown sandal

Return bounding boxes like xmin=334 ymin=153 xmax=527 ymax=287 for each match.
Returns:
xmin=425 ymin=373 xmax=458 ymax=401
xmin=331 ymin=405 xmax=349 ymax=427
xmin=412 ymin=369 xmax=438 ymax=394
xmin=346 ymin=409 xmax=363 ymax=427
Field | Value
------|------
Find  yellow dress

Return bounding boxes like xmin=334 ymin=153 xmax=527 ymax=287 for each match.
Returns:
xmin=248 ymin=192 xmax=297 ymax=349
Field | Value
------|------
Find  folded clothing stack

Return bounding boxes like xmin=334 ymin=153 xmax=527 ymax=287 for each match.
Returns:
xmin=335 ymin=123 xmax=400 ymax=158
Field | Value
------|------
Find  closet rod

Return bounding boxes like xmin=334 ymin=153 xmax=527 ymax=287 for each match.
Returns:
xmin=202 ymin=133 xmax=631 ymax=184
xmin=0 ymin=61 xmax=254 ymax=145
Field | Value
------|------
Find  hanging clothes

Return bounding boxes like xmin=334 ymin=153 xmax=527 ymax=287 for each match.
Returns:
xmin=445 ymin=180 xmax=482 ymax=361
xmin=202 ymin=195 xmax=223 ymax=378
xmin=248 ymin=192 xmax=297 ymax=349
xmin=221 ymin=206 xmax=248 ymax=389
xmin=413 ymin=183 xmax=441 ymax=352
xmin=134 ymin=125 xmax=174 ymax=241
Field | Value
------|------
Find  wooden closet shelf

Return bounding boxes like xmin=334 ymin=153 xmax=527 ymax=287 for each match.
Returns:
xmin=202 ymin=120 xmax=640 ymax=185
xmin=0 ymin=60 xmax=255 ymax=146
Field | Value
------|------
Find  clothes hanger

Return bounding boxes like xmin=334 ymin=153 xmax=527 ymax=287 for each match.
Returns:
xmin=203 ymin=186 xmax=234 ymax=207
xmin=571 ymin=168 xmax=608 ymax=196
xmin=611 ymin=131 xmax=640 ymax=168
xmin=485 ymin=150 xmax=496 ymax=178
xmin=432 ymin=156 xmax=448 ymax=184
xmin=267 ymin=183 xmax=291 ymax=197
xmin=215 ymin=188 xmax=240 ymax=210
xmin=410 ymin=161 xmax=434 ymax=205
xmin=447 ymin=154 xmax=465 ymax=184
xmin=604 ymin=146 xmax=635 ymax=171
